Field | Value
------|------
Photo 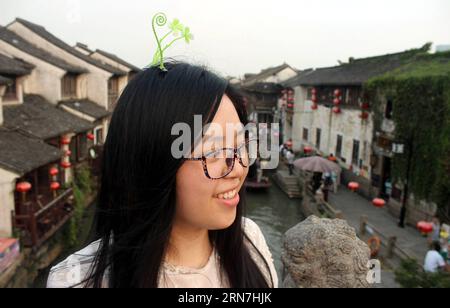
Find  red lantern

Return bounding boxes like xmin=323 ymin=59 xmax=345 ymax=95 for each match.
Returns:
xmin=361 ymin=102 xmax=370 ymax=110
xmin=304 ymin=146 xmax=313 ymax=154
xmin=87 ymin=133 xmax=95 ymax=141
xmin=61 ymin=161 xmax=72 ymax=169
xmin=287 ymin=103 xmax=294 ymax=108
xmin=332 ymin=107 xmax=341 ymax=114
xmin=311 ymin=104 xmax=318 ymax=110
xmin=50 ymin=182 xmax=61 ymax=191
xmin=372 ymin=198 xmax=386 ymax=208
xmin=16 ymin=181 xmax=32 ymax=193
xmin=65 ymin=150 xmax=72 ymax=157
xmin=333 ymin=98 xmax=341 ymax=105
xmin=334 ymin=89 xmax=341 ymax=97
xmin=348 ymin=182 xmax=360 ymax=192
xmin=360 ymin=112 xmax=369 ymax=120
xmin=311 ymin=95 xmax=317 ymax=103
xmin=61 ymin=137 xmax=71 ymax=145
xmin=49 ymin=167 xmax=59 ymax=176
xmin=417 ymin=221 xmax=433 ymax=234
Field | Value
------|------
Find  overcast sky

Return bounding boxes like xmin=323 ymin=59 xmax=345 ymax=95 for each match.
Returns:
xmin=1 ymin=0 xmax=449 ymax=77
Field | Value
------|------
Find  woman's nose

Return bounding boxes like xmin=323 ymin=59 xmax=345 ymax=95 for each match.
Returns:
xmin=227 ymin=156 xmax=245 ymax=178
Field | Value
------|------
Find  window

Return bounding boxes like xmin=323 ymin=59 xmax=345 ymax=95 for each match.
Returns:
xmin=316 ymin=128 xmax=321 ymax=149
xmin=306 ymin=87 xmax=313 ymax=100
xmin=95 ymin=128 xmax=103 ymax=145
xmin=302 ymin=128 xmax=309 ymax=142
xmin=377 ymin=136 xmax=393 ymax=151
xmin=258 ymin=113 xmax=271 ymax=124
xmin=3 ymin=75 xmax=17 ymax=101
xmin=69 ymin=134 xmax=88 ymax=162
xmin=37 ymin=165 xmax=53 ymax=194
xmin=352 ymin=140 xmax=360 ymax=166
xmin=363 ymin=141 xmax=368 ymax=162
xmin=108 ymin=77 xmax=119 ymax=109
xmin=61 ymin=74 xmax=77 ymax=98
xmin=78 ymin=134 xmax=88 ymax=161
xmin=336 ymin=135 xmax=343 ymax=158
xmin=316 ymin=87 xmax=334 ymax=105
xmin=385 ymin=99 xmax=393 ymax=119
xmin=391 ymin=186 xmax=402 ymax=202
xmin=69 ymin=139 xmax=78 ymax=162
xmin=346 ymin=87 xmax=361 ymax=107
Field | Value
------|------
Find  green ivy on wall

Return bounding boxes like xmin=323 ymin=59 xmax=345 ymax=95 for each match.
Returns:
xmin=65 ymin=166 xmax=93 ymax=248
xmin=365 ymin=49 xmax=450 ymax=215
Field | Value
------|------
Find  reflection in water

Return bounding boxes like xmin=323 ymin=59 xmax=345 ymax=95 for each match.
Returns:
xmin=244 ymin=180 xmax=306 ymax=280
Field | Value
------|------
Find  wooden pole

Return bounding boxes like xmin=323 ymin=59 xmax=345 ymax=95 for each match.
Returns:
xmin=360 ymin=215 xmax=369 ymax=236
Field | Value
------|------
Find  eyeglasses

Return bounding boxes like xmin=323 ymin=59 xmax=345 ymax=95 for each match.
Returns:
xmin=186 ymin=139 xmax=258 ymax=180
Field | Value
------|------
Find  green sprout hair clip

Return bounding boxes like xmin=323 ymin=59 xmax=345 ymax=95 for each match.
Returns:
xmin=151 ymin=12 xmax=194 ymax=71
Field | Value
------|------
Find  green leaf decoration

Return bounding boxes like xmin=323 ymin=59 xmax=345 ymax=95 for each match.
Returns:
xmin=169 ymin=19 xmax=184 ymax=36
xmin=151 ymin=13 xmax=194 ymax=71
xmin=182 ymin=27 xmax=193 ymax=44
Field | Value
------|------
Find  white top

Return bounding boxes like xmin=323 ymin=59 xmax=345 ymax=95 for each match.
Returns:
xmin=285 ymin=151 xmax=295 ymax=164
xmin=47 ymin=217 xmax=278 ymax=288
xmin=424 ymin=250 xmax=446 ymax=273
xmin=431 ymin=223 xmax=441 ymax=242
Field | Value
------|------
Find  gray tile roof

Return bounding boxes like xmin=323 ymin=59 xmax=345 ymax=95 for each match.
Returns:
xmin=0 ymin=53 xmax=34 ymax=76
xmin=241 ymin=82 xmax=283 ymax=94
xmin=289 ymin=49 xmax=426 ymax=87
xmin=0 ymin=26 xmax=87 ymax=74
xmin=59 ymin=98 xmax=111 ymax=120
xmin=281 ymin=69 xmax=315 ymax=88
xmin=242 ymin=63 xmax=294 ymax=87
xmin=75 ymin=42 xmax=94 ymax=55
xmin=95 ymin=49 xmax=141 ymax=73
xmin=3 ymin=94 xmax=94 ymax=140
xmin=0 ymin=127 xmax=63 ymax=175
xmin=15 ymin=18 xmax=127 ymax=76
xmin=0 ymin=75 xmax=13 ymax=85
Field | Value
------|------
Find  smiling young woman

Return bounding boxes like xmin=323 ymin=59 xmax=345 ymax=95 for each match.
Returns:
xmin=47 ymin=61 xmax=278 ymax=288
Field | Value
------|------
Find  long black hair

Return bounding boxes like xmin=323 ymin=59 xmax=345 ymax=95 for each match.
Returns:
xmin=84 ymin=62 xmax=272 ymax=288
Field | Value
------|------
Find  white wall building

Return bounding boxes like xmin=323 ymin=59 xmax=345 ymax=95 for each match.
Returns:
xmin=281 ymin=50 xmax=420 ymax=198
xmin=75 ymin=43 xmax=141 ymax=93
xmin=241 ymin=63 xmax=298 ymax=136
xmin=7 ymin=18 xmax=127 ymax=112
xmin=0 ymin=27 xmax=87 ymax=104
xmin=0 ymin=51 xmax=94 ymax=240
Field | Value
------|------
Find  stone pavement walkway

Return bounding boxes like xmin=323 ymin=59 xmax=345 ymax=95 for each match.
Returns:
xmin=328 ymin=186 xmax=429 ymax=262
xmin=328 ymin=187 xmax=431 ymax=288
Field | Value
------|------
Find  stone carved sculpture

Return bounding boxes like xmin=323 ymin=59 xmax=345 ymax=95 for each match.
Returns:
xmin=282 ymin=216 xmax=371 ymax=288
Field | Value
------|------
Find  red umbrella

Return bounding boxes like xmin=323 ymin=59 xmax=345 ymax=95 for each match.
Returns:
xmin=293 ymin=156 xmax=341 ymax=173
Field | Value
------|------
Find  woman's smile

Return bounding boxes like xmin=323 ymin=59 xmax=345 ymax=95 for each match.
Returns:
xmin=215 ymin=192 xmax=240 ymax=208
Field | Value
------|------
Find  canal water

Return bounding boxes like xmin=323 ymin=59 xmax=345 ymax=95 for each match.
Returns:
xmin=245 ymin=179 xmax=306 ymax=280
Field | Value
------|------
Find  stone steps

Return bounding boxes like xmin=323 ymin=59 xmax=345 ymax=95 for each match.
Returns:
xmin=272 ymin=171 xmax=302 ymax=199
